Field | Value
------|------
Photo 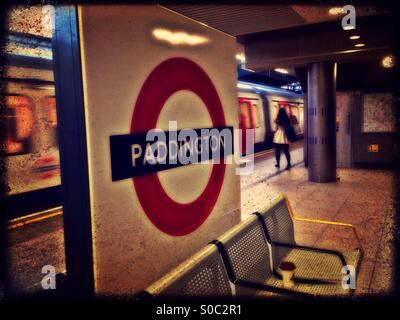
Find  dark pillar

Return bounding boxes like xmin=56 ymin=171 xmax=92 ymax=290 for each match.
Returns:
xmin=307 ymin=62 xmax=337 ymax=183
xmin=294 ymin=67 xmax=308 ymax=167
xmin=303 ymin=93 xmax=308 ymax=167
xmin=53 ymin=5 xmax=95 ymax=297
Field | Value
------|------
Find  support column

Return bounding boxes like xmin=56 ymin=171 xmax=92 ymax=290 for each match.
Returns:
xmin=294 ymin=66 xmax=308 ymax=167
xmin=303 ymin=93 xmax=308 ymax=167
xmin=307 ymin=62 xmax=337 ymax=183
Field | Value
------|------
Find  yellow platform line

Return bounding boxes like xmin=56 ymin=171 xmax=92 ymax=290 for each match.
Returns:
xmin=6 ymin=207 xmax=63 ymax=230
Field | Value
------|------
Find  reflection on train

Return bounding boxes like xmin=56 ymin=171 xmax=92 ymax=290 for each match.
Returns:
xmin=1 ymin=31 xmax=61 ymax=217
xmin=237 ymin=81 xmax=304 ymax=154
xmin=1 ymin=68 xmax=59 ymax=196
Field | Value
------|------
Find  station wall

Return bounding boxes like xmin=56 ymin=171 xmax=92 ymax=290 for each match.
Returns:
xmin=78 ymin=5 xmax=240 ymax=296
xmin=351 ymin=91 xmax=398 ymax=167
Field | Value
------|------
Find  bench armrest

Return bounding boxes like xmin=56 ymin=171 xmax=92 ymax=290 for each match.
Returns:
xmin=284 ymin=195 xmax=363 ymax=254
xmin=292 ymin=216 xmax=363 ymax=254
xmin=272 ymin=241 xmax=347 ymax=267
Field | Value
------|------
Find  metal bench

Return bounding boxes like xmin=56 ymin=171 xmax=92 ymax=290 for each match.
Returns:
xmin=139 ymin=194 xmax=362 ymax=299
xmin=254 ymin=194 xmax=363 ymax=289
xmin=140 ymin=241 xmax=292 ymax=299
xmin=142 ymin=244 xmax=233 ymax=299
xmin=212 ymin=214 xmax=354 ymax=297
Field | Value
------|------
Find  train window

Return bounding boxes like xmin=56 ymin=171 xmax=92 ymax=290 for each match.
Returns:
xmin=290 ymin=106 xmax=300 ymax=125
xmin=251 ymin=103 xmax=260 ymax=128
xmin=271 ymin=101 xmax=304 ymax=136
xmin=0 ymin=95 xmax=34 ymax=156
xmin=239 ymin=101 xmax=251 ymax=128
xmin=42 ymin=96 xmax=57 ymax=128
xmin=270 ymin=101 xmax=291 ymax=130
xmin=41 ymin=95 xmax=58 ymax=147
xmin=239 ymin=99 xmax=259 ymax=129
xmin=289 ymin=105 xmax=301 ymax=135
xmin=270 ymin=102 xmax=279 ymax=130
xmin=299 ymin=104 xmax=304 ymax=129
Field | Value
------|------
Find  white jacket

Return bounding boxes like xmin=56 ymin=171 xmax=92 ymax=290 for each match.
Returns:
xmin=273 ymin=125 xmax=289 ymax=144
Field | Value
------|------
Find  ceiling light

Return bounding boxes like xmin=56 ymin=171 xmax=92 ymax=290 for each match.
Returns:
xmin=355 ymin=43 xmax=365 ymax=47
xmin=328 ymin=7 xmax=344 ymax=15
xmin=274 ymin=68 xmax=289 ymax=74
xmin=343 ymin=25 xmax=356 ymax=30
xmin=349 ymin=35 xmax=360 ymax=40
xmin=152 ymin=28 xmax=210 ymax=46
xmin=382 ymin=55 xmax=395 ymax=68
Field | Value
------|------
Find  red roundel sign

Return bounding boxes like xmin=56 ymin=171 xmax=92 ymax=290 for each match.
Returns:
xmin=131 ymin=57 xmax=226 ymax=236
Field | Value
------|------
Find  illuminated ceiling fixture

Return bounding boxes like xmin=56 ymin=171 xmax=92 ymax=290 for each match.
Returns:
xmin=355 ymin=43 xmax=365 ymax=47
xmin=328 ymin=7 xmax=344 ymax=15
xmin=274 ymin=68 xmax=289 ymax=74
xmin=236 ymin=53 xmax=246 ymax=63
xmin=349 ymin=35 xmax=360 ymax=40
xmin=343 ymin=25 xmax=356 ymax=30
xmin=152 ymin=28 xmax=210 ymax=46
xmin=382 ymin=55 xmax=395 ymax=68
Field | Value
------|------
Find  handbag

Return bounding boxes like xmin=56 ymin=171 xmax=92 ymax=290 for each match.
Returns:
xmin=284 ymin=124 xmax=297 ymax=143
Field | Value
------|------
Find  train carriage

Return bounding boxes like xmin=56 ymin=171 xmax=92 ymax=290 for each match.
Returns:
xmin=238 ymin=81 xmax=304 ymax=154
xmin=1 ymin=32 xmax=61 ymax=218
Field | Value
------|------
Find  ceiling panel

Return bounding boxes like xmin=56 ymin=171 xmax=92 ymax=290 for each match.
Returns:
xmin=162 ymin=4 xmax=307 ymax=36
xmin=292 ymin=4 xmax=389 ymax=23
xmin=161 ymin=4 xmax=390 ymax=37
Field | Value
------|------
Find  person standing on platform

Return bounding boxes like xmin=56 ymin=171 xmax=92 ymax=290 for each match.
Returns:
xmin=273 ymin=108 xmax=292 ymax=170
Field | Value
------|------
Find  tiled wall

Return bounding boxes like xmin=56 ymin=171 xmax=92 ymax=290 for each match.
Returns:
xmin=351 ymin=91 xmax=398 ymax=166
xmin=362 ymin=93 xmax=395 ymax=133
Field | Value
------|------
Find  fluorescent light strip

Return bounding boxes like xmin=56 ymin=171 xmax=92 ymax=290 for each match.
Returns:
xmin=274 ymin=68 xmax=289 ymax=74
xmin=152 ymin=28 xmax=210 ymax=46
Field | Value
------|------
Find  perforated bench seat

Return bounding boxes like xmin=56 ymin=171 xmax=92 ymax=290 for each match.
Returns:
xmin=213 ymin=212 xmax=360 ymax=298
xmin=274 ymin=248 xmax=363 ymax=284
xmin=256 ymin=194 xmax=363 ymax=286
xmin=235 ymin=272 xmax=350 ymax=298
xmin=142 ymin=241 xmax=290 ymax=299
xmin=268 ymin=249 xmax=361 ymax=296
xmin=256 ymin=195 xmax=362 ymax=283
xmin=144 ymin=244 xmax=233 ymax=298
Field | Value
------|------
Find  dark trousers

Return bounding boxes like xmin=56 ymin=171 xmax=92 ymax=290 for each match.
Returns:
xmin=274 ymin=143 xmax=291 ymax=167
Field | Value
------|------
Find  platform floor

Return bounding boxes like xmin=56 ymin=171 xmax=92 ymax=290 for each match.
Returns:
xmin=6 ymin=142 xmax=396 ymax=297
xmin=241 ymin=155 xmax=395 ymax=296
